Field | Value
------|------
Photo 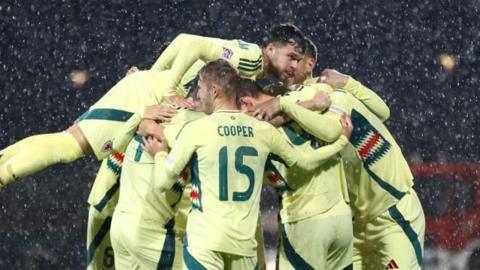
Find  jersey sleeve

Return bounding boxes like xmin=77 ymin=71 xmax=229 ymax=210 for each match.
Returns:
xmin=111 ymin=113 xmax=142 ymax=153
xmin=278 ymin=97 xmax=342 ymax=143
xmin=150 ymin=34 xmax=224 ymax=96
xmin=265 ymin=124 xmax=349 ymax=173
xmin=296 ymin=135 xmax=349 ymax=170
xmin=343 ymin=77 xmax=390 ymax=121
xmin=283 ymin=83 xmax=333 ymax=103
xmin=153 ymin=124 xmax=197 ymax=191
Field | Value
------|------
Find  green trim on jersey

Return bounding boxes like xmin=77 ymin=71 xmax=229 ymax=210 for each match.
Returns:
xmin=76 ymin=108 xmax=133 ymax=122
xmin=157 ymin=218 xmax=176 ymax=269
xmin=280 ymin=224 xmax=315 ymax=270
xmin=86 ymin=216 xmax=112 ymax=266
xmin=183 ymin=245 xmax=207 ymax=270
xmin=388 ymin=205 xmax=424 ymax=268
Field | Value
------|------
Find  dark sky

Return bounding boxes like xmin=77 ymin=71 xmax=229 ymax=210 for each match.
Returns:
xmin=0 ymin=0 xmax=479 ymax=268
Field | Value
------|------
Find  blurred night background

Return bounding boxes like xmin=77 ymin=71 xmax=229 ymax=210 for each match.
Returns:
xmin=1 ymin=0 xmax=479 ymax=269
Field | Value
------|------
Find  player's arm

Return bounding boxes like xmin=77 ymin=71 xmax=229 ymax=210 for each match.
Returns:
xmin=320 ymin=69 xmax=390 ymax=121
xmin=111 ymin=105 xmax=177 ymax=152
xmin=266 ymin=119 xmax=350 ymax=173
xmin=111 ymin=113 xmax=143 ymax=153
xmin=143 ymin=125 xmax=196 ymax=192
xmin=278 ymin=98 xmax=343 ymax=143
xmin=267 ymin=88 xmax=331 ymax=127
xmin=151 ymin=34 xmax=223 ymax=91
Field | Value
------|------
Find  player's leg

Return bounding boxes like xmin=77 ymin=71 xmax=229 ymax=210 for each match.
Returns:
xmin=378 ymin=189 xmax=425 ymax=270
xmin=134 ymin=218 xmax=184 ymax=270
xmin=277 ymin=216 xmax=329 ymax=270
xmin=0 ymin=124 xmax=89 ymax=186
xmin=224 ymin=252 xmax=258 ymax=270
xmin=86 ymin=205 xmax=115 ymax=270
xmin=111 ymin=212 xmax=141 ymax=269
xmin=326 ymin=201 xmax=354 ymax=270
xmin=183 ymin=245 xmax=224 ymax=270
xmin=362 ymin=189 xmax=425 ymax=270
xmin=255 ymin=215 xmax=266 ymax=270
xmin=352 ymin=225 xmax=366 ymax=270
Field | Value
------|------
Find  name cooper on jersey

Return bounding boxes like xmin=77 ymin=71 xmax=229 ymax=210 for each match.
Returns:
xmin=217 ymin=125 xmax=254 ymax=137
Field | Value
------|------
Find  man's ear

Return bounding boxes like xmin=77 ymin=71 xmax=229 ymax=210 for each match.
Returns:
xmin=307 ymin=58 xmax=316 ymax=71
xmin=265 ymin=43 xmax=276 ymax=57
xmin=240 ymin=96 xmax=254 ymax=107
xmin=211 ymin=83 xmax=219 ymax=98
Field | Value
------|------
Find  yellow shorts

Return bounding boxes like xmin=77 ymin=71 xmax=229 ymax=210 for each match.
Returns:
xmin=183 ymin=245 xmax=258 ymax=270
xmin=86 ymin=206 xmax=115 ymax=270
xmin=111 ymin=211 xmax=184 ymax=270
xmin=278 ymin=200 xmax=353 ymax=270
xmin=353 ymin=189 xmax=425 ymax=270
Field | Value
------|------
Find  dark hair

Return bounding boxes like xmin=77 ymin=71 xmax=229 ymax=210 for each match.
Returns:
xmin=265 ymin=23 xmax=307 ymax=53
xmin=185 ymin=75 xmax=199 ymax=100
xmin=236 ymin=78 xmax=288 ymax=107
xmin=304 ymin=37 xmax=318 ymax=61
xmin=237 ymin=78 xmax=263 ymax=99
xmin=199 ymin=59 xmax=239 ymax=101
xmin=256 ymin=77 xmax=289 ymax=96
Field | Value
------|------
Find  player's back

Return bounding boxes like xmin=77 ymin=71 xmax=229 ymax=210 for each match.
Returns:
xmin=183 ymin=110 xmax=277 ymax=256
xmin=89 ymin=70 xmax=170 ymax=115
xmin=268 ymin=87 xmax=348 ymax=222
xmin=333 ymin=90 xmax=414 ymax=221
xmin=138 ymin=109 xmax=206 ymax=226
xmin=76 ymin=70 xmax=177 ymax=159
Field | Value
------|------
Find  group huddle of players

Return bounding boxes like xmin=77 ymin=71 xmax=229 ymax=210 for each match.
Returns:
xmin=0 ymin=23 xmax=425 ymax=270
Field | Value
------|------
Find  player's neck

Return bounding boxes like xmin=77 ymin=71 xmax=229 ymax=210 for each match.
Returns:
xmin=213 ymin=98 xmax=239 ymax=112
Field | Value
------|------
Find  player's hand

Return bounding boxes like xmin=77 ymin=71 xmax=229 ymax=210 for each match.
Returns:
xmin=141 ymin=136 xmax=168 ymax=157
xmin=252 ymin=97 xmax=281 ymax=121
xmin=137 ymin=119 xmax=165 ymax=141
xmin=126 ymin=66 xmax=140 ymax=76
xmin=143 ymin=105 xmax=177 ymax=122
xmin=164 ymin=95 xmax=195 ymax=109
xmin=310 ymin=91 xmax=331 ymax=111
xmin=319 ymin=69 xmax=349 ymax=88
xmin=340 ymin=113 xmax=353 ymax=139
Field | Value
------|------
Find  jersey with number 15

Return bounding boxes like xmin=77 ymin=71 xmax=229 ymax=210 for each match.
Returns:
xmin=153 ymin=109 xmax=346 ymax=257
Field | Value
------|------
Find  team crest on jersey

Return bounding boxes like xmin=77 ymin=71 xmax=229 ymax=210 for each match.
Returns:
xmin=385 ymin=259 xmax=399 ymax=269
xmin=350 ymin=109 xmax=391 ymax=168
xmin=221 ymin=47 xmax=234 ymax=60
xmin=101 ymin=140 xmax=113 ymax=153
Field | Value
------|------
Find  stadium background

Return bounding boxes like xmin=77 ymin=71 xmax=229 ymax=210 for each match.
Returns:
xmin=0 ymin=0 xmax=479 ymax=269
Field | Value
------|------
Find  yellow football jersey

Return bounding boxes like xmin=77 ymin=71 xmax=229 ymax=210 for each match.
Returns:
xmin=279 ymin=79 xmax=413 ymax=222
xmin=151 ymin=34 xmax=263 ymax=95
xmin=152 ymin=110 xmax=348 ymax=256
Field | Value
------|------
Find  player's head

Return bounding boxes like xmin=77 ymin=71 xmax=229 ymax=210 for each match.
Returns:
xmin=288 ymin=37 xmax=317 ymax=86
xmin=236 ymin=78 xmax=288 ymax=113
xmin=197 ymin=59 xmax=239 ymax=114
xmin=263 ymin=23 xmax=307 ymax=83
